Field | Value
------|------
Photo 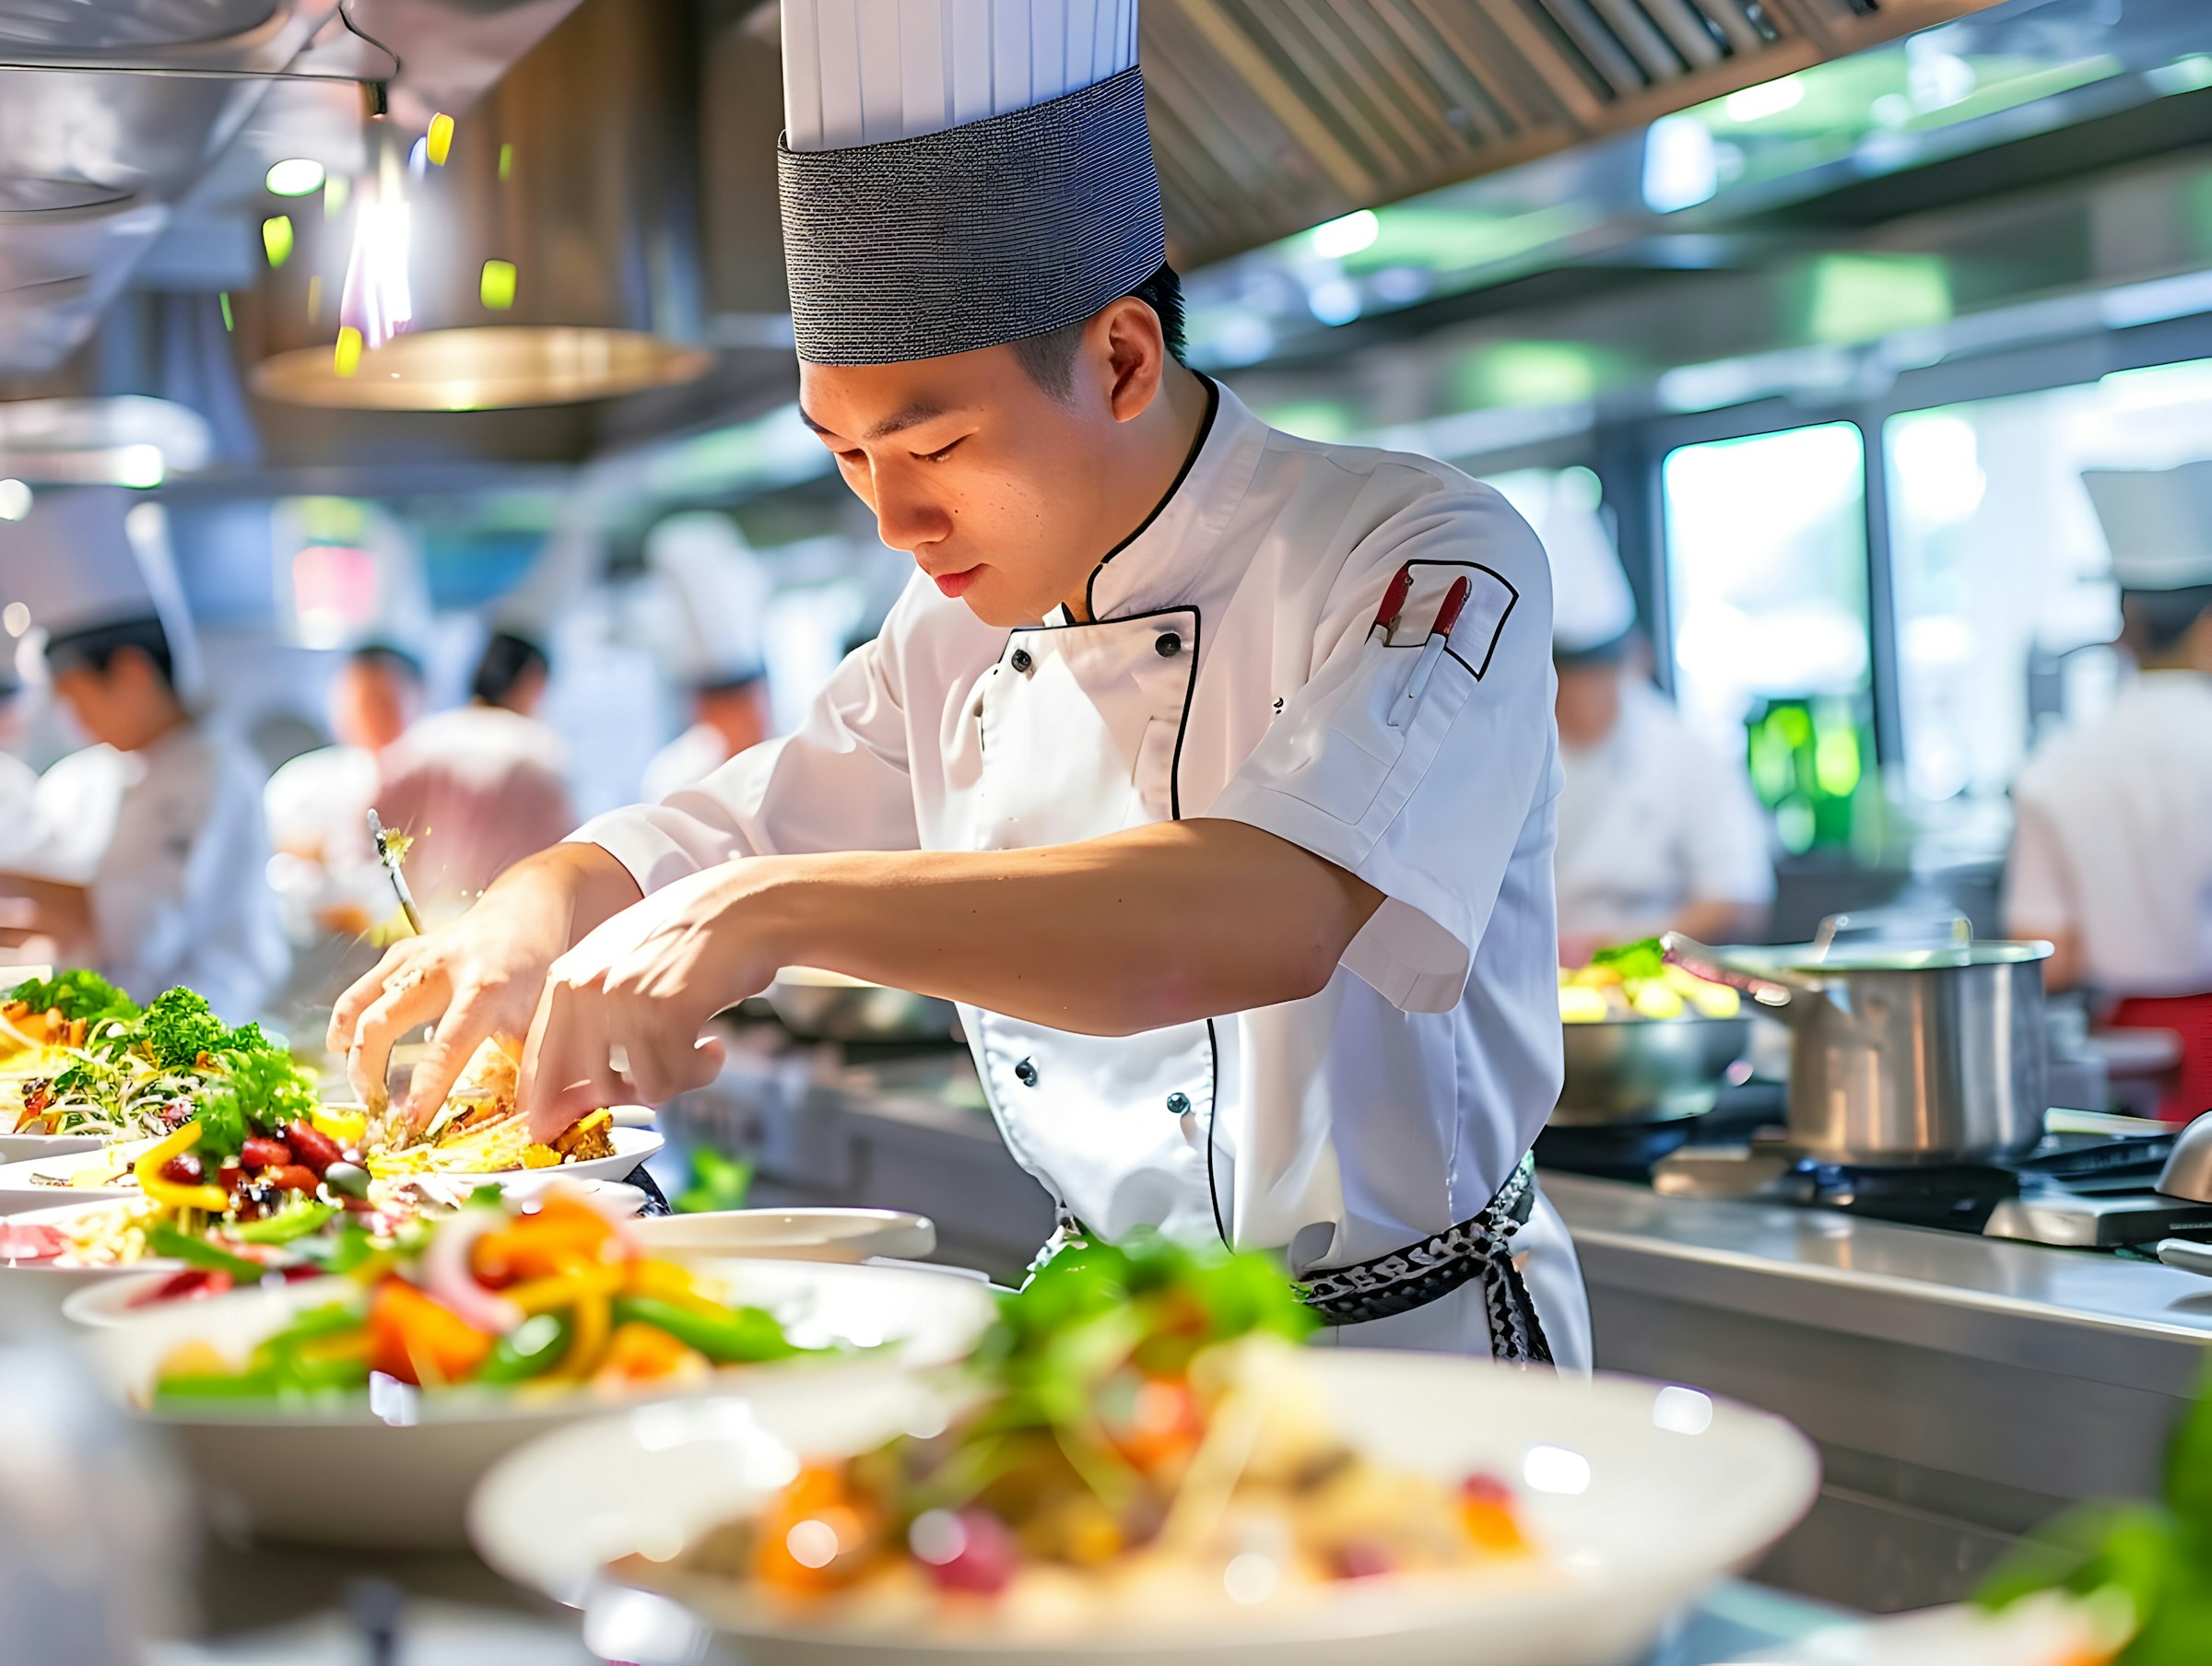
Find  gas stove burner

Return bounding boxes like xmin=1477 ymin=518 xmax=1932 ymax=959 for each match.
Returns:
xmin=1534 ymin=1119 xmax=1697 ymax=1180
xmin=1806 ymin=1162 xmax=2019 ymax=1232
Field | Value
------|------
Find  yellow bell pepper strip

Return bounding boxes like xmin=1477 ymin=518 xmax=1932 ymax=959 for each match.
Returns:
xmin=136 ymin=1121 xmax=229 ymax=1213
xmin=622 ymin=1255 xmax=727 ymax=1315
xmin=550 ymin=1288 xmax=611 ymax=1380
xmin=309 ymin=1105 xmax=367 ymax=1148
xmin=500 ymin=1255 xmax=626 ymax=1317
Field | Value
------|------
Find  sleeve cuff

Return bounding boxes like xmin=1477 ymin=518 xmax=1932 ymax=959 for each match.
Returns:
xmin=1208 ymin=778 xmax=1473 ymax=1014
xmin=568 ymin=807 xmax=707 ymax=896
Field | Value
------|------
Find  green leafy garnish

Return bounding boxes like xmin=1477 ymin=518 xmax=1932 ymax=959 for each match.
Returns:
xmin=5 ymin=969 xmax=138 ymax=1028
xmin=146 ymin=1222 xmax=265 ymax=1282
xmin=1980 ymin=1358 xmax=2212 ymax=1661
xmin=1589 ymin=936 xmax=1668 ymax=982
xmin=192 ymin=1049 xmax=319 ymax=1163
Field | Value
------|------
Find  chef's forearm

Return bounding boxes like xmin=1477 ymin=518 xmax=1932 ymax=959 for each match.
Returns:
xmin=488 ymin=840 xmax=646 ymax=947
xmin=737 ymin=820 xmax=1382 ymax=1035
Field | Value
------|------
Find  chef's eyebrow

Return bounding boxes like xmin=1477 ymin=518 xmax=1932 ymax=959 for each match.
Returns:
xmin=799 ymin=401 xmax=960 ymax=441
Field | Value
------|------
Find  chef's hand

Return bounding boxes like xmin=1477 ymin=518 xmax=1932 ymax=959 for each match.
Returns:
xmin=517 ymin=861 xmax=781 ymax=1142
xmin=327 ymin=843 xmax=643 ymax=1127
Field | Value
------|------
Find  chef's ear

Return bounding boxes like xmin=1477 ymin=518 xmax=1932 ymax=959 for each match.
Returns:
xmin=1096 ymin=295 xmax=1168 ymax=425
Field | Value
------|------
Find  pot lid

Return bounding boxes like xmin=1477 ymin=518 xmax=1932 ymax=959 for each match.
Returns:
xmin=1735 ymin=941 xmax=2054 ymax=973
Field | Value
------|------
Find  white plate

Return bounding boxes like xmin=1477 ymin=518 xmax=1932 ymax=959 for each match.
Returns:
xmin=0 ymin=1124 xmax=665 ymax=1214
xmin=87 ymin=1256 xmax=1000 ymax=1549
xmin=1727 ymin=1593 xmax=2118 ymax=1665
xmin=53 ymin=1179 xmax=651 ymax=1326
xmin=470 ymin=1357 xmax=1818 ymax=1666
xmin=0 ymin=1132 xmax=107 ymax=1165
xmin=628 ymin=1208 xmax=935 ymax=1264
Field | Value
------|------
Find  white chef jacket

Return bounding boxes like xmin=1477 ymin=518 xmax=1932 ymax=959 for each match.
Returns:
xmin=641 ymin=722 xmax=733 ymax=805
xmin=34 ymin=725 xmax=288 ymax=1021
xmin=0 ymin=752 xmax=48 ymax=872
xmin=2006 ymin=671 xmax=2212 ymax=997
xmin=576 ymin=385 xmax=1589 ymax=1367
xmin=1554 ymin=678 xmax=1774 ymax=943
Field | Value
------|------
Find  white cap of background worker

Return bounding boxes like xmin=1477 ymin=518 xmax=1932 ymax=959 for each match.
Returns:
xmin=0 ymin=488 xmax=288 ymax=1018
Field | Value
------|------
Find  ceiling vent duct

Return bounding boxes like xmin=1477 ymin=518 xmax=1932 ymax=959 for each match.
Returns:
xmin=245 ymin=0 xmax=710 ymax=410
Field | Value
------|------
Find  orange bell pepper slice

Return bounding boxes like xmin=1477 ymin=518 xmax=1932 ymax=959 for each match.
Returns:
xmin=367 ymin=1277 xmax=494 ymax=1386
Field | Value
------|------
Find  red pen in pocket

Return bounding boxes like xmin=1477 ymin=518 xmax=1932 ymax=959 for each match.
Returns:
xmin=1369 ymin=563 xmax=1415 ymax=642
xmin=1390 ymin=575 xmax=1472 ymax=729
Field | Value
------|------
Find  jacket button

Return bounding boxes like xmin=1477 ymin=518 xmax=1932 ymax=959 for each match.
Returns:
xmin=1015 ymin=1058 xmax=1039 ymax=1086
xmin=1166 ymin=1091 xmax=1191 ymax=1115
xmin=1010 ymin=648 xmax=1033 ymax=673
xmin=1155 ymin=632 xmax=1182 ymax=658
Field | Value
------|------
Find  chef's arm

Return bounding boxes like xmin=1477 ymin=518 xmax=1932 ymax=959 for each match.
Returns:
xmin=727 ymin=819 xmax=1383 ymax=1036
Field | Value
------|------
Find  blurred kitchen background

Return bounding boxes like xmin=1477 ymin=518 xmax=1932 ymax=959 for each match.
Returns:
xmin=2 ymin=0 xmax=2207 ymax=968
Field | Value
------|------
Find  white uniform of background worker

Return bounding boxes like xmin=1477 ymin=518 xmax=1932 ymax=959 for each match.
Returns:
xmin=0 ymin=488 xmax=288 ymax=1019
xmin=333 ymin=0 xmax=1589 ymax=1367
xmin=2007 ymin=463 xmax=2212 ymax=1123
xmin=1545 ymin=475 xmax=1773 ymax=959
xmin=639 ymin=513 xmax=776 ymax=803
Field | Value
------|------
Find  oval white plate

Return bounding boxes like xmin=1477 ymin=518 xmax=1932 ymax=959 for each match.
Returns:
xmin=87 ymin=1256 xmax=1000 ymax=1549
xmin=470 ymin=1357 xmax=1819 ymax=1666
xmin=0 ymin=1131 xmax=107 ymax=1165
xmin=0 ymin=1124 xmax=664 ymax=1214
xmin=628 ymin=1208 xmax=935 ymax=1264
xmin=53 ymin=1179 xmax=649 ymax=1325
xmin=1727 ymin=1593 xmax=2118 ymax=1665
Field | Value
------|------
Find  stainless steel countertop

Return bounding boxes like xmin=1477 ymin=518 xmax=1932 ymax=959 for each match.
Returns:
xmin=1545 ymin=1172 xmax=2212 ymax=1394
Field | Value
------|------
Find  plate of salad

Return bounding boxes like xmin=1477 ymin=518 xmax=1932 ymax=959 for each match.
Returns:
xmin=471 ymin=1236 xmax=1819 ymax=1666
xmin=84 ymin=1185 xmax=1002 ymax=1547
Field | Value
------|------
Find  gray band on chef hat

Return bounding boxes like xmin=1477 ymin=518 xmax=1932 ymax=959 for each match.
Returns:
xmin=777 ymin=65 xmax=1165 ymax=368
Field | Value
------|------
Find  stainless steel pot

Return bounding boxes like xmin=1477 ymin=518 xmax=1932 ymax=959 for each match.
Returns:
xmin=1554 ymin=1016 xmax=1752 ymax=1126
xmin=1665 ymin=927 xmax=2052 ymax=1166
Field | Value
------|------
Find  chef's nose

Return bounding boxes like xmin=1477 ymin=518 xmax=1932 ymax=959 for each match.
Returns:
xmin=869 ymin=474 xmax=953 ymax=553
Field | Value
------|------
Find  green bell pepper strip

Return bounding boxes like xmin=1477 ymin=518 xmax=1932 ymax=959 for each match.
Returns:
xmin=233 ymin=1201 xmax=338 ymax=1247
xmin=611 ymin=1295 xmax=811 ymax=1364
xmin=477 ymin=1313 xmax=571 ymax=1384
xmin=145 ymin=1222 xmax=265 ymax=1282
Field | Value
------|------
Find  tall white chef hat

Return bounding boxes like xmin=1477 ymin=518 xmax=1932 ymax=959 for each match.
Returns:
xmin=777 ymin=0 xmax=1162 ymax=366
xmin=0 ymin=487 xmax=204 ymax=701
xmin=2081 ymin=462 xmax=2212 ymax=591
xmin=644 ymin=512 xmax=771 ymax=690
xmin=1539 ymin=470 xmax=1637 ymax=662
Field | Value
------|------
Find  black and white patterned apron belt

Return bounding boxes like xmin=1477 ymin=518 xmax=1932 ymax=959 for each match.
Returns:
xmin=1293 ymin=1152 xmax=1554 ymax=1366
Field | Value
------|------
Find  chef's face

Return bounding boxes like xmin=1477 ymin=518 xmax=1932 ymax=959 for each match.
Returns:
xmin=799 ymin=299 xmax=1173 ymax=626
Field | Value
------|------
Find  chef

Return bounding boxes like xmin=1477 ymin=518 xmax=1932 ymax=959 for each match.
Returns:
xmin=332 ymin=0 xmax=1588 ymax=1367
xmin=2006 ymin=463 xmax=2212 ymax=1123
xmin=1543 ymin=475 xmax=1773 ymax=962
xmin=638 ymin=513 xmax=775 ymax=803
xmin=0 ymin=488 xmax=288 ymax=1019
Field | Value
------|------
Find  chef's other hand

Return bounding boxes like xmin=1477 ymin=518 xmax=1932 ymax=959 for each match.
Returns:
xmin=518 ymin=862 xmax=777 ymax=1143
xmin=327 ymin=843 xmax=643 ymax=1127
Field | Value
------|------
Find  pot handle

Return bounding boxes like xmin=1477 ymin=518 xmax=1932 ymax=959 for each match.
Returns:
xmin=1660 ymin=933 xmax=1820 ymax=1018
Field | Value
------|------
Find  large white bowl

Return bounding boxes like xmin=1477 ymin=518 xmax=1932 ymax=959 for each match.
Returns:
xmin=85 ymin=1256 xmax=1002 ymax=1549
xmin=0 ymin=1124 xmax=665 ymax=1214
xmin=628 ymin=1208 xmax=936 ymax=1264
xmin=470 ymin=1356 xmax=1818 ymax=1666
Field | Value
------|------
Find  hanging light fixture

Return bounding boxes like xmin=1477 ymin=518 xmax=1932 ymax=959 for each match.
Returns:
xmin=247 ymin=0 xmax=709 ymax=412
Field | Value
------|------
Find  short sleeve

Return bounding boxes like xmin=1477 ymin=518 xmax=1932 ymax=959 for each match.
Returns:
xmin=1206 ymin=486 xmax=1554 ymax=1013
xmin=575 ymin=623 xmax=921 ymax=895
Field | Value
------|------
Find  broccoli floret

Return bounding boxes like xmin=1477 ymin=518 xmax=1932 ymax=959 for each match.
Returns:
xmin=142 ymin=988 xmax=230 ymax=1074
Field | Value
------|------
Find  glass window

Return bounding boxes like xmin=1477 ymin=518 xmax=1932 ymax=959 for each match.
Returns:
xmin=1662 ymin=423 xmax=1872 ymax=745
xmin=1884 ymin=359 xmax=2212 ymax=805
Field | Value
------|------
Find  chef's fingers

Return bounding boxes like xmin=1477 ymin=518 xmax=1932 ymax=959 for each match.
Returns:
xmin=402 ymin=982 xmax=502 ymax=1131
xmin=612 ymin=1022 xmax=724 ymax=1107
xmin=520 ymin=980 xmax=626 ymax=1144
xmin=345 ymin=958 xmax=453 ymax=1108
xmin=329 ymin=943 xmax=427 ymax=1055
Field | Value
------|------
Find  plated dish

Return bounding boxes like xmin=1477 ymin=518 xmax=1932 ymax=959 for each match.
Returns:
xmin=473 ymin=1238 xmax=1820 ymax=1665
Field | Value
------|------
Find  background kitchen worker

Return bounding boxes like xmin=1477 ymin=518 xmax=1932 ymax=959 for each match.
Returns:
xmin=371 ymin=629 xmax=577 ymax=924
xmin=638 ymin=512 xmax=775 ymax=803
xmin=2006 ymin=462 xmax=2212 ymax=1122
xmin=1544 ymin=475 xmax=1773 ymax=962
xmin=0 ymin=488 xmax=288 ymax=1019
xmin=333 ymin=0 xmax=1587 ymax=1367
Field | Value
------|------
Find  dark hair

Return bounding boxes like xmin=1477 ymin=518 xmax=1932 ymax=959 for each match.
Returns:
xmin=1009 ymin=264 xmax=1187 ymax=401
xmin=44 ymin=616 xmax=174 ymax=691
xmin=2122 ymin=585 xmax=2212 ymax=656
xmin=349 ymin=641 xmax=424 ymax=683
xmin=471 ymin=630 xmax=549 ymax=708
